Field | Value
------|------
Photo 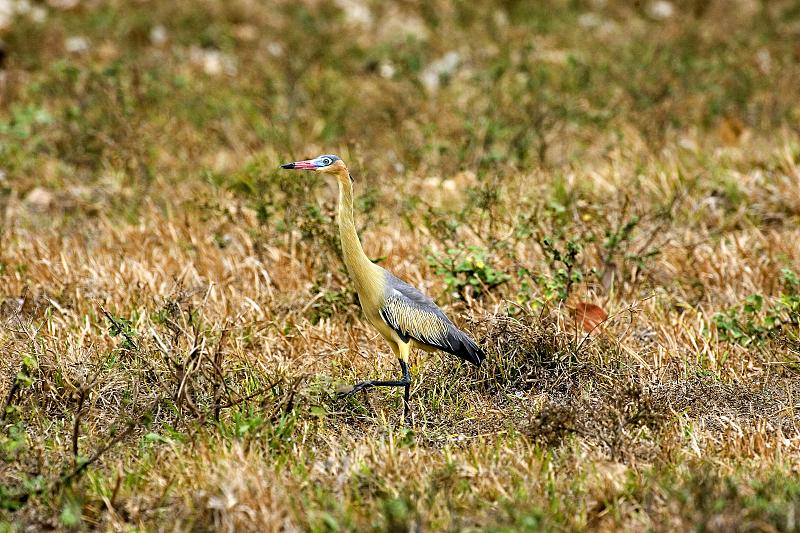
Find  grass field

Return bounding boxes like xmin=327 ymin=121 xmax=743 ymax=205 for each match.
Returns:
xmin=1 ymin=0 xmax=800 ymax=530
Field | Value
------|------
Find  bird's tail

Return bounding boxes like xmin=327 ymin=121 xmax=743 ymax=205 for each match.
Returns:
xmin=447 ymin=328 xmax=485 ymax=367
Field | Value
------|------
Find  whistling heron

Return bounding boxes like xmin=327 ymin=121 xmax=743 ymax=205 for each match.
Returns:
xmin=281 ymin=154 xmax=485 ymax=418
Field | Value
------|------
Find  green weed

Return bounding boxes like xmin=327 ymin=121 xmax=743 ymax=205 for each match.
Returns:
xmin=427 ymin=245 xmax=510 ymax=300
xmin=712 ymin=269 xmax=800 ymax=346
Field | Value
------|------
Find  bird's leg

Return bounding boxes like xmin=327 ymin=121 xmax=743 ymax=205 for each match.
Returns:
xmin=341 ymin=360 xmax=411 ymax=394
xmin=400 ymin=360 xmax=410 ymax=420
xmin=339 ymin=359 xmax=411 ymax=413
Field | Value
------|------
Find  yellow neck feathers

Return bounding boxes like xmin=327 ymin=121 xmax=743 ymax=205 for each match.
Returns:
xmin=330 ymin=163 xmax=384 ymax=304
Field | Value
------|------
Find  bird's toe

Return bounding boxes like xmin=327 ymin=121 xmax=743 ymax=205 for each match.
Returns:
xmin=336 ymin=383 xmax=367 ymax=397
xmin=335 ymin=384 xmax=356 ymax=396
xmin=337 ymin=381 xmax=374 ymax=397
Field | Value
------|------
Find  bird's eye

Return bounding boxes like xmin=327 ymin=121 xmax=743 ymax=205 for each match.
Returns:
xmin=322 ymin=158 xmax=331 ymax=166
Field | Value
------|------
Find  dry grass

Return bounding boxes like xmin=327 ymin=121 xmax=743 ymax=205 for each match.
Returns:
xmin=2 ymin=0 xmax=800 ymax=531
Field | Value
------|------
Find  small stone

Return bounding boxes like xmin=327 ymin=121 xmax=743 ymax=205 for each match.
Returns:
xmin=48 ymin=0 xmax=79 ymax=9
xmin=24 ymin=187 xmax=55 ymax=211
xmin=30 ymin=5 xmax=47 ymax=22
xmin=420 ymin=51 xmax=461 ymax=91
xmin=379 ymin=62 xmax=396 ymax=79
xmin=0 ymin=0 xmax=14 ymax=30
xmin=150 ymin=25 xmax=168 ymax=46
xmin=65 ymin=36 xmax=90 ymax=54
xmin=578 ymin=12 xmax=602 ymax=28
xmin=334 ymin=0 xmax=372 ymax=25
xmin=233 ymin=24 xmax=258 ymax=42
xmin=266 ymin=42 xmax=284 ymax=57
xmin=189 ymin=47 xmax=237 ymax=77
xmin=648 ymin=0 xmax=674 ymax=20
xmin=756 ymin=48 xmax=771 ymax=74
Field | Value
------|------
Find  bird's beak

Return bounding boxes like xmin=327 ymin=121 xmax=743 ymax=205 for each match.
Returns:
xmin=280 ymin=159 xmax=317 ymax=170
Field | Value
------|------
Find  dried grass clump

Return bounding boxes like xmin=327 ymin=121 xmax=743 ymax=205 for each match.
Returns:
xmin=185 ymin=444 xmax=299 ymax=533
xmin=470 ymin=313 xmax=572 ymax=396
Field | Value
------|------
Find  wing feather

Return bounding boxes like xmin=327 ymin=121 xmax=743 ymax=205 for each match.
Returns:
xmin=379 ymin=273 xmax=485 ymax=366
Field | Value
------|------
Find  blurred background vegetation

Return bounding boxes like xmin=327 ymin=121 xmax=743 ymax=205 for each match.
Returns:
xmin=2 ymin=0 xmax=799 ymax=195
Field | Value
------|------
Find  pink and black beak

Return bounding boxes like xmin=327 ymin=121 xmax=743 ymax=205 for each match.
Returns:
xmin=280 ymin=159 xmax=318 ymax=170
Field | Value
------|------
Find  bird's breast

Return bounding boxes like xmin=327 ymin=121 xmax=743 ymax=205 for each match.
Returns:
xmin=348 ymin=266 xmax=386 ymax=308
xmin=352 ymin=273 xmax=405 ymax=345
xmin=367 ymin=311 xmax=404 ymax=344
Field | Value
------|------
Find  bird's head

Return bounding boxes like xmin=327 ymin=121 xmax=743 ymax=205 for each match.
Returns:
xmin=280 ymin=154 xmax=350 ymax=182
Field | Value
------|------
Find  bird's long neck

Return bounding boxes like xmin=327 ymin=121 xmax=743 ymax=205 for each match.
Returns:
xmin=337 ymin=175 xmax=376 ymax=287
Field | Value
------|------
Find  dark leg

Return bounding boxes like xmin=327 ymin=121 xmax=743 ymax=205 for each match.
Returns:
xmin=403 ymin=371 xmax=410 ymax=420
xmin=340 ymin=359 xmax=411 ymax=417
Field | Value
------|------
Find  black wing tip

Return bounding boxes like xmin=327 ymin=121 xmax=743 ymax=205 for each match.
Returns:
xmin=448 ymin=329 xmax=485 ymax=367
xmin=466 ymin=344 xmax=485 ymax=367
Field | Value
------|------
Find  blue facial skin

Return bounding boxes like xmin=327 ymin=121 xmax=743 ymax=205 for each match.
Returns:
xmin=280 ymin=154 xmax=341 ymax=169
xmin=313 ymin=154 xmax=341 ymax=167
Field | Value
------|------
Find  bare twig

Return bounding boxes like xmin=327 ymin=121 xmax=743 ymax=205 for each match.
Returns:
xmin=0 ymin=373 xmax=21 ymax=422
xmin=100 ymin=306 xmax=138 ymax=351
xmin=59 ymin=394 xmax=165 ymax=489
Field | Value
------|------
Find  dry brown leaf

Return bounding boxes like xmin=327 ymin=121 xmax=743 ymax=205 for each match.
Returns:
xmin=574 ymin=302 xmax=608 ymax=333
xmin=718 ymin=116 xmax=745 ymax=146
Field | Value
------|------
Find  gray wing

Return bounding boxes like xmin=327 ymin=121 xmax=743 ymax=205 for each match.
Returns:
xmin=379 ymin=273 xmax=485 ymax=366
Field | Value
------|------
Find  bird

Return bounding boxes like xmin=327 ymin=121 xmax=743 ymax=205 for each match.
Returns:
xmin=281 ymin=154 xmax=485 ymax=418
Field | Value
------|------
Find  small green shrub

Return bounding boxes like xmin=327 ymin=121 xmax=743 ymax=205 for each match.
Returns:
xmin=105 ymin=311 xmax=139 ymax=351
xmin=535 ymin=236 xmax=584 ymax=302
xmin=712 ymin=269 xmax=800 ymax=346
xmin=427 ymin=244 xmax=510 ymax=300
xmin=307 ymin=282 xmax=352 ymax=324
xmin=0 ymin=104 xmax=52 ymax=140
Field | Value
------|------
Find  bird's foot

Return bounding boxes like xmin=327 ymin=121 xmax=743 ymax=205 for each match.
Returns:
xmin=336 ymin=381 xmax=373 ymax=398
